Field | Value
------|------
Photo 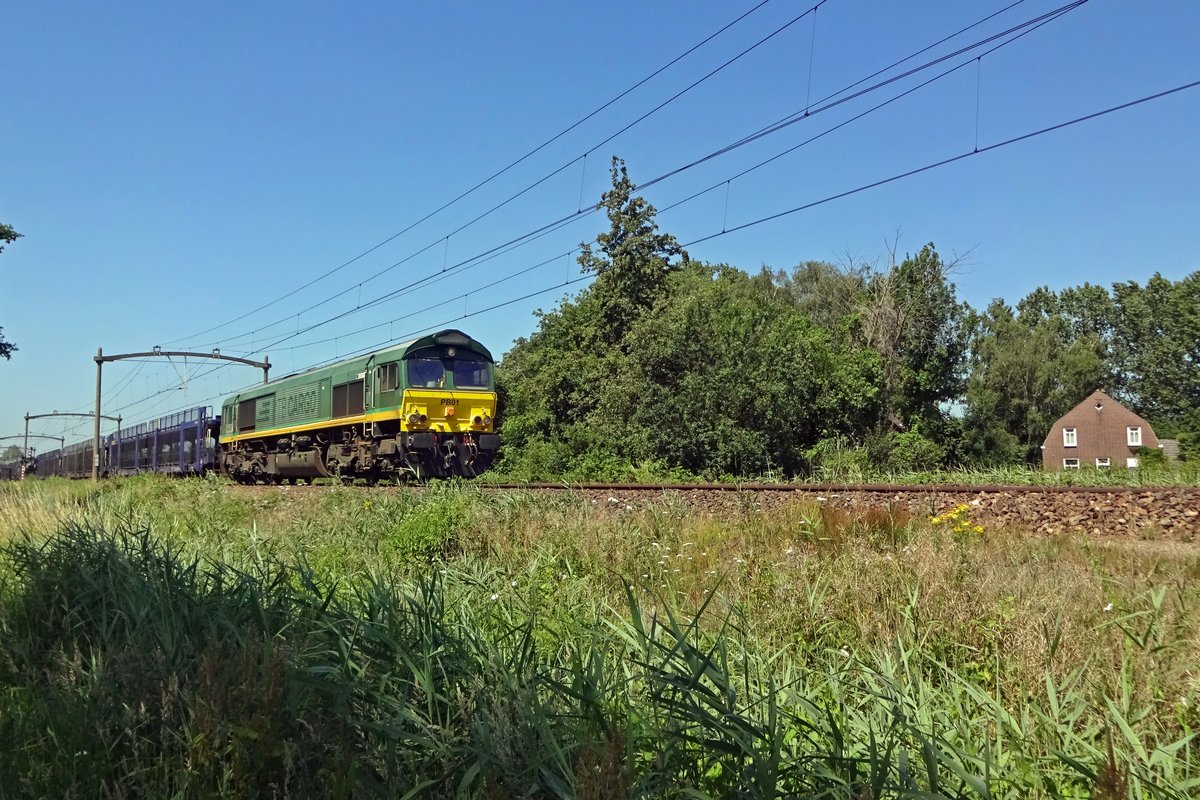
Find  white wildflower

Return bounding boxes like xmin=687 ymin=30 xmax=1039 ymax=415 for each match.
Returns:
xmin=490 ymin=594 xmax=499 ymax=601
xmin=1103 ymin=602 xmax=1114 ymax=612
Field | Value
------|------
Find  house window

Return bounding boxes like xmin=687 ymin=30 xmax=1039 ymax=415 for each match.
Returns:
xmin=1062 ymin=427 xmax=1077 ymax=447
xmin=1063 ymin=458 xmax=1080 ymax=469
xmin=1095 ymin=457 xmax=1111 ymax=469
xmin=1127 ymin=426 xmax=1142 ymax=447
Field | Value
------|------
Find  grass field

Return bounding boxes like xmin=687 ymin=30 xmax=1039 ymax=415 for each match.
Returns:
xmin=0 ymin=476 xmax=1196 ymax=798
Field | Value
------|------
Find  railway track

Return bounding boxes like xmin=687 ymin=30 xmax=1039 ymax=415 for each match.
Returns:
xmin=477 ymin=481 xmax=1200 ymax=496
xmin=234 ymin=480 xmax=1200 ymax=537
xmin=468 ymin=481 xmax=1200 ymax=538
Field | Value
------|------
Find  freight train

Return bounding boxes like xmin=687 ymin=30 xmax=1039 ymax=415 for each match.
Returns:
xmin=5 ymin=329 xmax=500 ymax=483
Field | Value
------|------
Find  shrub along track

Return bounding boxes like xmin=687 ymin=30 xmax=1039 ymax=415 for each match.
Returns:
xmin=238 ymin=481 xmax=1200 ymax=539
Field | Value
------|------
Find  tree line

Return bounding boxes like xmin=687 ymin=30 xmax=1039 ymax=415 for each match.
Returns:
xmin=497 ymin=159 xmax=1199 ymax=479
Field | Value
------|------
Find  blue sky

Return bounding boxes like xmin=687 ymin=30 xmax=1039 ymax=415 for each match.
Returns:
xmin=2 ymin=0 xmax=1198 ymax=448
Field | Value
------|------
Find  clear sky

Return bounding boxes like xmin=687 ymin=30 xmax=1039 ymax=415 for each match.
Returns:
xmin=2 ymin=0 xmax=1198 ymax=448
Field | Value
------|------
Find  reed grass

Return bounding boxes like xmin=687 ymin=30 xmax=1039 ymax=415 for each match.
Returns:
xmin=0 ymin=476 xmax=1196 ymax=797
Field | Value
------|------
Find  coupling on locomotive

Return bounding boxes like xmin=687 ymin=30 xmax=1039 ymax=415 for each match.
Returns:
xmin=4 ymin=329 xmax=500 ymax=482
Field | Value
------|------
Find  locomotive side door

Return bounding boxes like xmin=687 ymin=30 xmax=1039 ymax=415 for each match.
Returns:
xmin=363 ymin=355 xmax=375 ymax=412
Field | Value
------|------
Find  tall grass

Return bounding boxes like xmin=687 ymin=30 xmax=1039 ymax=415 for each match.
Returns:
xmin=0 ymin=478 xmax=1196 ymax=797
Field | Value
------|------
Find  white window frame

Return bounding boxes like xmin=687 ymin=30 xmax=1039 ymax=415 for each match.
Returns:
xmin=1062 ymin=427 xmax=1077 ymax=447
xmin=1062 ymin=458 xmax=1080 ymax=469
xmin=1095 ymin=457 xmax=1111 ymax=469
xmin=1127 ymin=426 xmax=1142 ymax=447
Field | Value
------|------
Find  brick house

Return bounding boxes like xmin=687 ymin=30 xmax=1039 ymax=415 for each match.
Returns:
xmin=1041 ymin=389 xmax=1160 ymax=470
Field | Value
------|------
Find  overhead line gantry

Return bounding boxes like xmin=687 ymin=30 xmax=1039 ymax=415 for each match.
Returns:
xmin=92 ymin=347 xmax=271 ymax=480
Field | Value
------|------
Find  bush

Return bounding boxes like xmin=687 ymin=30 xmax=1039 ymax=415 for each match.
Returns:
xmin=804 ymin=436 xmax=869 ymax=480
xmin=882 ymin=430 xmax=947 ymax=472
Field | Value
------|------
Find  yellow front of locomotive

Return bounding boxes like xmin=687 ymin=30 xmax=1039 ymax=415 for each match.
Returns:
xmin=395 ymin=331 xmax=500 ymax=476
xmin=400 ymin=389 xmax=497 ymax=435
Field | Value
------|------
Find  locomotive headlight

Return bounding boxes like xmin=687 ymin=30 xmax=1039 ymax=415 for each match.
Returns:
xmin=408 ymin=413 xmax=421 ymax=425
xmin=483 ymin=414 xmax=492 ymax=427
xmin=472 ymin=415 xmax=483 ymax=426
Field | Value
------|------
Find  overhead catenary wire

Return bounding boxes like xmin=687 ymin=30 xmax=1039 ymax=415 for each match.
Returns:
xmin=187 ymin=2 xmax=830 ymax=354
xmin=684 ymin=78 xmax=1200 ymax=246
xmin=205 ymin=0 xmax=1084 ymax=361
xmin=167 ymin=0 xmax=785 ymax=347
xmin=194 ymin=0 xmax=1074 ymax=359
xmin=220 ymin=0 xmax=1039 ymax=359
xmin=655 ymin=1 xmax=1078 ymax=216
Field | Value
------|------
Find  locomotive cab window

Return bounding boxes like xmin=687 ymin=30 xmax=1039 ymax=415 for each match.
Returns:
xmin=376 ymin=363 xmax=399 ymax=393
xmin=408 ymin=357 xmax=445 ymax=389
xmin=452 ymin=357 xmax=492 ymax=390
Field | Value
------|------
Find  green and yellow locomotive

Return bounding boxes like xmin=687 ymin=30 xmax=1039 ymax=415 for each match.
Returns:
xmin=220 ymin=329 xmax=499 ymax=483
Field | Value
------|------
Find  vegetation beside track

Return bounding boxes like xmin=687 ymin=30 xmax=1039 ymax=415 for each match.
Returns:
xmin=1 ymin=475 xmax=1197 ymax=797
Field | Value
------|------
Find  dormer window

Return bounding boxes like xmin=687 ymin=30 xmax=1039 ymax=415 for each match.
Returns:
xmin=1063 ymin=427 xmax=1077 ymax=447
xmin=1127 ymin=426 xmax=1142 ymax=447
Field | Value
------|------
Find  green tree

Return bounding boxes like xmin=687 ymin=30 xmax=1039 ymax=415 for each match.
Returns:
xmin=0 ymin=222 xmax=21 ymax=360
xmin=858 ymin=244 xmax=970 ymax=431
xmin=1108 ymin=272 xmax=1200 ymax=426
xmin=601 ymin=263 xmax=879 ymax=477
xmin=773 ymin=259 xmax=869 ymax=331
xmin=962 ymin=299 xmax=1107 ymax=464
xmin=577 ymin=157 xmax=686 ymax=348
xmin=498 ymin=161 xmax=883 ymax=479
xmin=499 ymin=159 xmax=687 ymax=475
xmin=1 ymin=444 xmax=21 ymax=461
